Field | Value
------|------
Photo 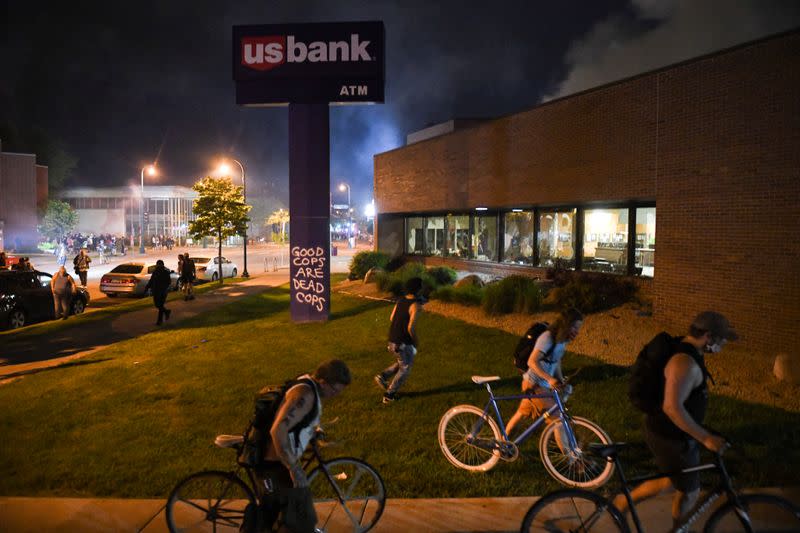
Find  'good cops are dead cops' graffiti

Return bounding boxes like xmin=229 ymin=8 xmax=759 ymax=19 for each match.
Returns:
xmin=291 ymin=246 xmax=327 ymax=312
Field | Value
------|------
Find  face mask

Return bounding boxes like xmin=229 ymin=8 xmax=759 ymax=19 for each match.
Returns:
xmin=704 ymin=338 xmax=726 ymax=354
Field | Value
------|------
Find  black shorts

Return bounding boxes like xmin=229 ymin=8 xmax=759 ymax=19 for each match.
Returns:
xmin=644 ymin=424 xmax=701 ymax=493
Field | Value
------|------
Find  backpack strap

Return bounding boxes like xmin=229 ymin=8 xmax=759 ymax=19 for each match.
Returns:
xmin=673 ymin=338 xmax=715 ymax=385
xmin=287 ymin=377 xmax=320 ymax=438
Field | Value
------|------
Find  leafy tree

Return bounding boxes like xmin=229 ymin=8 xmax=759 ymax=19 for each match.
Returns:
xmin=0 ymin=120 xmax=78 ymax=192
xmin=266 ymin=208 xmax=290 ymax=243
xmin=189 ymin=176 xmax=251 ymax=283
xmin=38 ymin=200 xmax=78 ymax=242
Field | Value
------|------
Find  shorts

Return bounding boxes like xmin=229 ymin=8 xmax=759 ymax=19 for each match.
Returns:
xmin=644 ymin=424 xmax=700 ymax=493
xmin=517 ymin=381 xmax=555 ymax=419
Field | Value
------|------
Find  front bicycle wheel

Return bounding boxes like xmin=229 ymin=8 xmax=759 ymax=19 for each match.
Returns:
xmin=438 ymin=404 xmax=502 ymax=472
xmin=703 ymin=493 xmax=800 ymax=532
xmin=539 ymin=416 xmax=614 ymax=488
xmin=307 ymin=457 xmax=386 ymax=533
xmin=520 ymin=489 xmax=627 ymax=533
xmin=165 ymin=470 xmax=256 ymax=533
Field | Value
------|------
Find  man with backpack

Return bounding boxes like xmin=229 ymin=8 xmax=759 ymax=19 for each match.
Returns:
xmin=249 ymin=359 xmax=351 ymax=532
xmin=616 ymin=311 xmax=738 ymax=527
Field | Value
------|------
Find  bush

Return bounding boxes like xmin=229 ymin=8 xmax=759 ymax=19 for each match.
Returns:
xmin=384 ymin=255 xmax=406 ymax=272
xmin=481 ymin=275 xmax=543 ymax=315
xmin=551 ymin=272 xmax=637 ymax=313
xmin=430 ymin=284 xmax=484 ymax=306
xmin=427 ymin=266 xmax=457 ymax=286
xmin=376 ymin=262 xmax=431 ymax=297
xmin=348 ymin=251 xmax=390 ymax=281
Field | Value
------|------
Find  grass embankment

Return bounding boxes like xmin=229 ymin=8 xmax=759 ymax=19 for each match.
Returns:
xmin=0 ymin=282 xmax=798 ymax=498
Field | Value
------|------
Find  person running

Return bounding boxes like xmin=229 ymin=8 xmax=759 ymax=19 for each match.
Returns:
xmin=73 ymin=248 xmax=91 ymax=287
xmin=144 ymin=259 xmax=172 ymax=325
xmin=374 ymin=277 xmax=424 ymax=404
xmin=504 ymin=308 xmax=583 ymax=443
xmin=180 ymin=252 xmax=195 ymax=301
xmin=50 ymin=266 xmax=77 ymax=320
xmin=614 ymin=311 xmax=738 ymax=528
xmin=255 ymin=359 xmax=352 ymax=532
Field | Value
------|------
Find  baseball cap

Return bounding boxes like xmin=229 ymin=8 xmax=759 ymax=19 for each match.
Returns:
xmin=691 ymin=311 xmax=739 ymax=341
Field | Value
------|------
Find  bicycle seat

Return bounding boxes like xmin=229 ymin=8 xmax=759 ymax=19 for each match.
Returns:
xmin=214 ymin=434 xmax=244 ymax=448
xmin=472 ymin=375 xmax=501 ymax=384
xmin=588 ymin=442 xmax=628 ymax=459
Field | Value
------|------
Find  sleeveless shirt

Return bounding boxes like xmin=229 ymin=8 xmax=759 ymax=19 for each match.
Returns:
xmin=388 ymin=297 xmax=416 ymax=346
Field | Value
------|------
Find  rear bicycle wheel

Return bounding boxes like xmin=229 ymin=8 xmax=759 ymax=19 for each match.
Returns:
xmin=703 ymin=493 xmax=800 ymax=532
xmin=438 ymin=404 xmax=502 ymax=472
xmin=165 ymin=470 xmax=256 ymax=532
xmin=520 ymin=489 xmax=627 ymax=533
xmin=307 ymin=457 xmax=386 ymax=533
xmin=539 ymin=416 xmax=614 ymax=488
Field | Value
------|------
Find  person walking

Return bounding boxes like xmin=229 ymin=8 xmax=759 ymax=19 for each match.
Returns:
xmin=73 ymin=248 xmax=91 ymax=287
xmin=252 ymin=359 xmax=351 ymax=533
xmin=614 ymin=311 xmax=738 ymax=528
xmin=374 ymin=277 xmax=424 ymax=404
xmin=181 ymin=252 xmax=195 ymax=301
xmin=144 ymin=259 xmax=172 ymax=325
xmin=50 ymin=265 xmax=76 ymax=320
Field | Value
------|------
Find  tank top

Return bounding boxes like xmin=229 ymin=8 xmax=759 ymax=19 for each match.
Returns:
xmin=287 ymin=376 xmax=322 ymax=459
xmin=388 ymin=297 xmax=416 ymax=346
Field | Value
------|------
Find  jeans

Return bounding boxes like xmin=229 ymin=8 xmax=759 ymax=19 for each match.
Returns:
xmin=77 ymin=270 xmax=88 ymax=286
xmin=379 ymin=343 xmax=417 ymax=395
xmin=53 ymin=292 xmax=71 ymax=319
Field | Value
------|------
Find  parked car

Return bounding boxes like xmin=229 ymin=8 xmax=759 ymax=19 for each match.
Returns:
xmin=0 ymin=270 xmax=90 ymax=329
xmin=192 ymin=256 xmax=239 ymax=281
xmin=99 ymin=262 xmax=179 ymax=297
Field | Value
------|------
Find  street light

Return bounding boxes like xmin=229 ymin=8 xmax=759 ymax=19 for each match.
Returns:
xmin=218 ymin=159 xmax=249 ymax=277
xmin=338 ymin=183 xmax=352 ymax=247
xmin=140 ymin=164 xmax=156 ymax=254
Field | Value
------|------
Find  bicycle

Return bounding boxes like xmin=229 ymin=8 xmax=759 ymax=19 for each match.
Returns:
xmin=165 ymin=428 xmax=386 ymax=532
xmin=519 ymin=441 xmax=800 ymax=532
xmin=438 ymin=375 xmax=615 ymax=488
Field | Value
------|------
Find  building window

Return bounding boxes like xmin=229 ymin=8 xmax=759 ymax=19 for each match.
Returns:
xmin=473 ymin=214 xmax=498 ymax=262
xmin=425 ymin=216 xmax=445 ymax=256
xmin=446 ymin=214 xmax=470 ymax=258
xmin=583 ymin=208 xmax=629 ymax=274
xmin=635 ymin=207 xmax=656 ymax=277
xmin=538 ymin=209 xmax=576 ymax=269
xmin=406 ymin=217 xmax=425 ymax=254
xmin=503 ymin=211 xmax=534 ymax=265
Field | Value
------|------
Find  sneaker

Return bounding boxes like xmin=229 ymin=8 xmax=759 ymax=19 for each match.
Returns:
xmin=373 ymin=375 xmax=388 ymax=391
xmin=382 ymin=393 xmax=396 ymax=404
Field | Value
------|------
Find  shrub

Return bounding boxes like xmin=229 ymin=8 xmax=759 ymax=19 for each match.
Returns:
xmin=481 ymin=275 xmax=543 ymax=315
xmin=551 ymin=272 xmax=638 ymax=313
xmin=430 ymin=285 xmax=484 ymax=306
xmin=348 ymin=251 xmax=390 ymax=281
xmin=427 ymin=266 xmax=457 ymax=286
xmin=384 ymin=255 xmax=407 ymax=272
xmin=376 ymin=262 xmax=431 ymax=297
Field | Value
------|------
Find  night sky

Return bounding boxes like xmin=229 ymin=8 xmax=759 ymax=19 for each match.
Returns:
xmin=2 ymin=0 xmax=799 ymax=214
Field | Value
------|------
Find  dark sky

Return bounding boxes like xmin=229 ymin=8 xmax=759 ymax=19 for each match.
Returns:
xmin=2 ymin=1 xmax=799 ymax=213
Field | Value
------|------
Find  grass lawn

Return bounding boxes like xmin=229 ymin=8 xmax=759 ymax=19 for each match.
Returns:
xmin=1 ymin=280 xmax=798 ymax=499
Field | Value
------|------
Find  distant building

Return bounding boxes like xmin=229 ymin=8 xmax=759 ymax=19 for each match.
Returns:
xmin=59 ymin=185 xmax=197 ymax=246
xmin=0 ymin=140 xmax=49 ymax=251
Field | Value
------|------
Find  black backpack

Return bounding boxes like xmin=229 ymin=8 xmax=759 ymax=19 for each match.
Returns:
xmin=238 ymin=377 xmax=319 ymax=467
xmin=513 ymin=322 xmax=554 ymax=373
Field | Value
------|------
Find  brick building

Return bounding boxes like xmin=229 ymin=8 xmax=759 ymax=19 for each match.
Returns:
xmin=0 ymin=140 xmax=49 ymax=251
xmin=373 ymin=30 xmax=800 ymax=355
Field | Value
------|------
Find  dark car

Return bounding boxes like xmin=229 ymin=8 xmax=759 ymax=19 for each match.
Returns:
xmin=0 ymin=270 xmax=90 ymax=329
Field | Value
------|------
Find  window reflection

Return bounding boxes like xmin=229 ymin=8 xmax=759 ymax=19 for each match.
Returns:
xmin=503 ymin=211 xmax=534 ymax=265
xmin=406 ymin=217 xmax=425 ymax=254
xmin=426 ymin=217 xmax=445 ymax=256
xmin=635 ymin=207 xmax=656 ymax=277
xmin=446 ymin=215 xmax=470 ymax=258
xmin=538 ymin=210 xmax=576 ymax=269
xmin=473 ymin=214 xmax=498 ymax=262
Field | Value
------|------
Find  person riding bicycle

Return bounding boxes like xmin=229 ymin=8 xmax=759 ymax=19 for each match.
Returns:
xmin=254 ymin=359 xmax=351 ymax=532
xmin=614 ymin=311 xmax=737 ymax=528
xmin=505 ymin=307 xmax=584 ymax=443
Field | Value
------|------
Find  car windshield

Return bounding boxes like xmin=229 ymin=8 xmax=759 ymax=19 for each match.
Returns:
xmin=192 ymin=258 xmax=210 ymax=264
xmin=110 ymin=264 xmax=144 ymax=274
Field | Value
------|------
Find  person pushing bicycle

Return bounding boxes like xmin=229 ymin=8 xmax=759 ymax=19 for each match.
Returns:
xmin=615 ymin=311 xmax=738 ymax=529
xmin=252 ymin=359 xmax=352 ymax=532
xmin=505 ymin=308 xmax=584 ymax=445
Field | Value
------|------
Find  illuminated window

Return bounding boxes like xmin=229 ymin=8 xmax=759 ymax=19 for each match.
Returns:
xmin=425 ymin=216 xmax=445 ymax=256
xmin=634 ymin=207 xmax=656 ymax=277
xmin=503 ymin=211 xmax=534 ymax=265
xmin=473 ymin=214 xmax=498 ymax=262
xmin=446 ymin=215 xmax=470 ymax=259
xmin=582 ymin=208 xmax=629 ymax=274
xmin=538 ymin=210 xmax=576 ymax=269
xmin=406 ymin=217 xmax=425 ymax=254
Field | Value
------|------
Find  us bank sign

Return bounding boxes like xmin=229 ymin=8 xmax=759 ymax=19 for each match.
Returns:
xmin=233 ymin=21 xmax=385 ymax=105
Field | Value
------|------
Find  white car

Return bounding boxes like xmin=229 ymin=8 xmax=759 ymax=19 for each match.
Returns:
xmin=100 ymin=263 xmax=180 ymax=297
xmin=191 ymin=256 xmax=238 ymax=281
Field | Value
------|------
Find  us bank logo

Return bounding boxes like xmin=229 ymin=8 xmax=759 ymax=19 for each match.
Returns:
xmin=241 ymin=34 xmax=373 ymax=71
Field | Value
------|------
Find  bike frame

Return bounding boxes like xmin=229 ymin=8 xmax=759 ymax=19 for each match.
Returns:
xmin=475 ymin=381 xmax=578 ymax=450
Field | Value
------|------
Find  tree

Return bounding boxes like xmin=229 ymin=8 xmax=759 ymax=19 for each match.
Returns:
xmin=266 ymin=208 xmax=290 ymax=243
xmin=189 ymin=177 xmax=251 ymax=283
xmin=0 ymin=120 xmax=78 ymax=193
xmin=38 ymin=200 xmax=78 ymax=242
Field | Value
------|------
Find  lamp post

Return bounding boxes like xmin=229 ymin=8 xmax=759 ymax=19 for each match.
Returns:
xmin=338 ymin=182 xmax=351 ymax=247
xmin=218 ymin=159 xmax=249 ymax=277
xmin=139 ymin=164 xmax=156 ymax=254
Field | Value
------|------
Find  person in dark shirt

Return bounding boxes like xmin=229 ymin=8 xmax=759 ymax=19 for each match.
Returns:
xmin=144 ymin=260 xmax=173 ymax=325
xmin=374 ymin=277 xmax=424 ymax=404
xmin=614 ymin=311 xmax=738 ymax=527
xmin=180 ymin=252 xmax=196 ymax=301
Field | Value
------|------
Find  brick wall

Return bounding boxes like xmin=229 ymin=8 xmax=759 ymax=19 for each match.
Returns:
xmin=374 ymin=31 xmax=800 ymax=355
xmin=0 ymin=152 xmax=39 ymax=250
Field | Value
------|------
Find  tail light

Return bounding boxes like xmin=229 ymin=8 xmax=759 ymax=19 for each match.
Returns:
xmin=101 ymin=276 xmax=111 ymax=284
xmin=124 ymin=278 xmax=137 ymax=284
